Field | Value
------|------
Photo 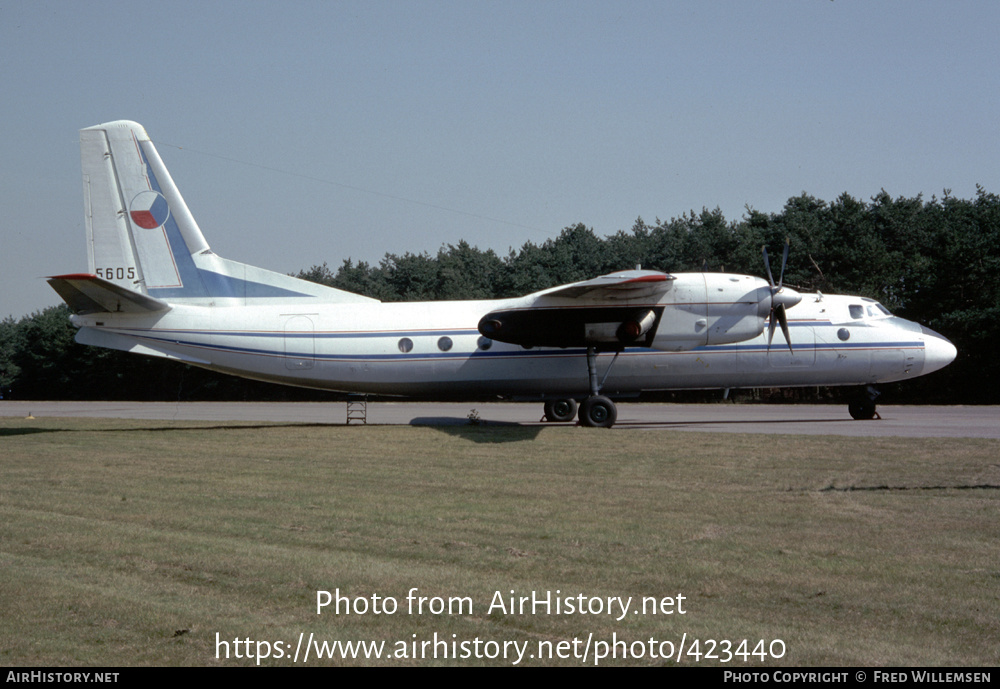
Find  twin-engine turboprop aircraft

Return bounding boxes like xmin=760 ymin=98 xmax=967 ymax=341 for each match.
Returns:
xmin=48 ymin=121 xmax=956 ymax=427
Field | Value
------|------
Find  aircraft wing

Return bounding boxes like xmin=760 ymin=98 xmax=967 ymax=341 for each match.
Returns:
xmin=537 ymin=269 xmax=675 ymax=300
xmin=479 ymin=270 xmax=674 ymax=349
xmin=47 ymin=274 xmax=170 ymax=315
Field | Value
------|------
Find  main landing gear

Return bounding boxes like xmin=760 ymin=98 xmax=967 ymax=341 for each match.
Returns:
xmin=542 ymin=346 xmax=621 ymax=428
xmin=580 ymin=395 xmax=617 ymax=428
xmin=543 ymin=395 xmax=618 ymax=428
xmin=543 ymin=398 xmax=577 ymax=423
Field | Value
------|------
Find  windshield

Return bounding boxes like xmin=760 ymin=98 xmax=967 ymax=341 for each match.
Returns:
xmin=849 ymin=301 xmax=894 ymax=320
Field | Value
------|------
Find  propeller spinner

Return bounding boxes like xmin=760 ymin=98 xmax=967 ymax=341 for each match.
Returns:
xmin=762 ymin=239 xmax=802 ymax=353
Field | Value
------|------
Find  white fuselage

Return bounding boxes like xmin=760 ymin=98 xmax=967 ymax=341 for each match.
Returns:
xmin=70 ymin=288 xmax=956 ymax=400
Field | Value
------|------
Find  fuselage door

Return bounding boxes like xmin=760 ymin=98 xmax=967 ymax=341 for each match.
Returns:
xmin=284 ymin=315 xmax=315 ymax=370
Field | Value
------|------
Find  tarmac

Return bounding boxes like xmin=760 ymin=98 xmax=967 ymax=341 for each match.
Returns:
xmin=1 ymin=401 xmax=997 ymax=438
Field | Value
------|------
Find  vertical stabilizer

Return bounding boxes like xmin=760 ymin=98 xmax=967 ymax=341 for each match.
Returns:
xmin=73 ymin=120 xmax=377 ymax=307
xmin=81 ymin=120 xmax=211 ymax=299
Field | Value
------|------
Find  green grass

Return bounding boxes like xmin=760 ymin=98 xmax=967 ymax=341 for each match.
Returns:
xmin=1 ymin=418 xmax=997 ymax=666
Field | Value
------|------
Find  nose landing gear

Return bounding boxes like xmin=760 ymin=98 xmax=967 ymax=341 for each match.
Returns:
xmin=848 ymin=386 xmax=882 ymax=420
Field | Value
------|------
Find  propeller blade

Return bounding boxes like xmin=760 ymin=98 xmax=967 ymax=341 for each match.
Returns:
xmin=778 ymin=238 xmax=789 ymax=291
xmin=762 ymin=245 xmax=775 ymax=288
xmin=767 ymin=315 xmax=777 ymax=348
xmin=776 ymin=303 xmax=793 ymax=354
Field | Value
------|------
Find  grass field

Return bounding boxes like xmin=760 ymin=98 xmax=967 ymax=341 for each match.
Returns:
xmin=1 ymin=417 xmax=997 ymax=666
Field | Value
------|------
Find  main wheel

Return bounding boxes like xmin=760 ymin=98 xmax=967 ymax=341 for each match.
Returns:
xmin=580 ymin=395 xmax=617 ymax=428
xmin=848 ymin=400 xmax=877 ymax=420
xmin=544 ymin=398 xmax=578 ymax=423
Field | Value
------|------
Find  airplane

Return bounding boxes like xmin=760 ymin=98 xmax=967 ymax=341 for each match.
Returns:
xmin=47 ymin=120 xmax=957 ymax=427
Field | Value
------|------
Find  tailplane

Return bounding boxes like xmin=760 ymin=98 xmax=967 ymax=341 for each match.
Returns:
xmin=47 ymin=273 xmax=170 ymax=315
xmin=63 ymin=120 xmax=374 ymax=311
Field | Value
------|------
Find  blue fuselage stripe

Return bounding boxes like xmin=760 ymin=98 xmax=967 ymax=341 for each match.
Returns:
xmin=117 ymin=327 xmax=924 ymax=362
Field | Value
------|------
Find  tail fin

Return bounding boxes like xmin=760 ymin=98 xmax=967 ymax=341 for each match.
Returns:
xmin=75 ymin=120 xmax=375 ymax=306
xmin=81 ymin=120 xmax=209 ymax=298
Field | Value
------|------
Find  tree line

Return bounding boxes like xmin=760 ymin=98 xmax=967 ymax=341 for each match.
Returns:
xmin=2 ymin=188 xmax=996 ymax=403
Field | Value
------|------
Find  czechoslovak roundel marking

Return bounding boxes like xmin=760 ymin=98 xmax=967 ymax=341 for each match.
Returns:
xmin=129 ymin=190 xmax=170 ymax=229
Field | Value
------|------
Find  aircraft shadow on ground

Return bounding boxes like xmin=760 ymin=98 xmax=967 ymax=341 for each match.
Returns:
xmin=0 ymin=427 xmax=66 ymax=437
xmin=0 ymin=422 xmax=343 ymax=437
xmin=410 ymin=417 xmax=543 ymax=443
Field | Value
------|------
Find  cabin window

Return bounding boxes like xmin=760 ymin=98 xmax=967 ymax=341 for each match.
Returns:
xmin=477 ymin=336 xmax=493 ymax=351
xmin=437 ymin=336 xmax=453 ymax=352
xmin=398 ymin=337 xmax=413 ymax=353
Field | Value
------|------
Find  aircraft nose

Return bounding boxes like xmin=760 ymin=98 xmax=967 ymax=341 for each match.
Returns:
xmin=921 ymin=326 xmax=957 ymax=375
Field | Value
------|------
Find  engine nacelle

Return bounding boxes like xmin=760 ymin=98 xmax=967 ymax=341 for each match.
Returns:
xmin=584 ymin=309 xmax=657 ymax=344
xmin=478 ymin=306 xmax=664 ymax=349
xmin=649 ymin=274 xmax=771 ymax=352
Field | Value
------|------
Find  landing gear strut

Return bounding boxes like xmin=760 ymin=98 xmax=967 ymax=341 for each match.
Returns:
xmin=849 ymin=385 xmax=881 ymax=420
xmin=579 ymin=346 xmax=620 ymax=428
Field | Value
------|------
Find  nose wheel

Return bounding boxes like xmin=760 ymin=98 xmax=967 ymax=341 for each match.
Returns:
xmin=848 ymin=400 xmax=877 ymax=420
xmin=848 ymin=386 xmax=881 ymax=420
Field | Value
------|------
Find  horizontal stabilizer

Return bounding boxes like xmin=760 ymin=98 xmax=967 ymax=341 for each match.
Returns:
xmin=47 ymin=274 xmax=170 ymax=315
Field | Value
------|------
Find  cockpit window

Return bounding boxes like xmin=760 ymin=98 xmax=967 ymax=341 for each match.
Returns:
xmin=874 ymin=303 xmax=893 ymax=316
xmin=849 ymin=305 xmax=864 ymax=319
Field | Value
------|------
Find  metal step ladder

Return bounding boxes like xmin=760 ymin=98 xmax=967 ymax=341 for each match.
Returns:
xmin=346 ymin=396 xmax=368 ymax=424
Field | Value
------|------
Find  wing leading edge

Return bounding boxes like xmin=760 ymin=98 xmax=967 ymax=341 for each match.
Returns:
xmin=537 ymin=270 xmax=675 ymax=300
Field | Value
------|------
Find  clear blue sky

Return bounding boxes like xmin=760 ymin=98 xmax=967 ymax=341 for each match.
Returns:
xmin=3 ymin=0 xmax=998 ymax=318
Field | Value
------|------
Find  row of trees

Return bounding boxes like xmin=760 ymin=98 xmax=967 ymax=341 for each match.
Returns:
xmin=3 ymin=188 xmax=996 ymax=402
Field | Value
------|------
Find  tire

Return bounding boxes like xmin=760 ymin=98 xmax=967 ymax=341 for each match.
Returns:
xmin=544 ymin=398 xmax=578 ymax=423
xmin=580 ymin=396 xmax=617 ymax=428
xmin=848 ymin=400 xmax=876 ymax=420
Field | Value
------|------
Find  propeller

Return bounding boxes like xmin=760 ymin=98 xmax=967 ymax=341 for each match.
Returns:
xmin=762 ymin=238 xmax=800 ymax=353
